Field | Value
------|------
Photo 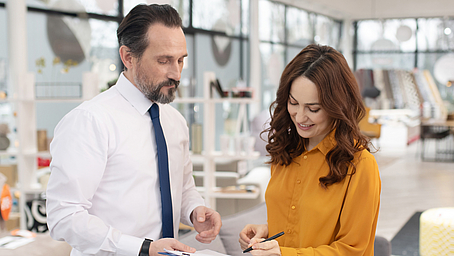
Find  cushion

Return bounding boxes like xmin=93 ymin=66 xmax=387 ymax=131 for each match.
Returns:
xmin=219 ymin=202 xmax=267 ymax=256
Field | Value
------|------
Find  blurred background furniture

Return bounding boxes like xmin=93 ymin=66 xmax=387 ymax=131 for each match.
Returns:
xmin=420 ymin=119 xmax=454 ymax=161
xmin=359 ymin=107 xmax=382 ymax=140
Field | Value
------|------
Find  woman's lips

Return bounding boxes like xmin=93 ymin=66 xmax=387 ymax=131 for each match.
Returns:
xmin=298 ymin=123 xmax=314 ymax=131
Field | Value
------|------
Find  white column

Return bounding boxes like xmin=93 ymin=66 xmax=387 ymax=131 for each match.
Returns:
xmin=249 ymin=0 xmax=261 ymax=118
xmin=7 ymin=0 xmax=28 ymax=98
xmin=7 ymin=0 xmax=39 ymax=230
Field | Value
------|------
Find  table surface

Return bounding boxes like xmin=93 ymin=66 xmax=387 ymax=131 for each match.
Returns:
xmin=0 ymin=231 xmax=71 ymax=256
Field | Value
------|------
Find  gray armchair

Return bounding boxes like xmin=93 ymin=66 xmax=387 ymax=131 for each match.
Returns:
xmin=179 ymin=202 xmax=391 ymax=256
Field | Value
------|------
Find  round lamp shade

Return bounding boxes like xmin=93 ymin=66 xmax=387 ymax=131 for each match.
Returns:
xmin=434 ymin=54 xmax=454 ymax=85
xmin=396 ymin=25 xmax=413 ymax=42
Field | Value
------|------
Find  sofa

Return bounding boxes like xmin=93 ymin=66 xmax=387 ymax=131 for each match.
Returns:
xmin=179 ymin=202 xmax=391 ymax=256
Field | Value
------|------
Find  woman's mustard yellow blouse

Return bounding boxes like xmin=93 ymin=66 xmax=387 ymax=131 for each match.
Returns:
xmin=265 ymin=131 xmax=381 ymax=256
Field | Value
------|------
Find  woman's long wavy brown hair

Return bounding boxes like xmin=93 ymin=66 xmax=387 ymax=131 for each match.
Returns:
xmin=264 ymin=44 xmax=370 ymax=188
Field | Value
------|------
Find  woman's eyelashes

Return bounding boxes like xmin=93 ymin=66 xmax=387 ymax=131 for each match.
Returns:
xmin=309 ymin=108 xmax=321 ymax=113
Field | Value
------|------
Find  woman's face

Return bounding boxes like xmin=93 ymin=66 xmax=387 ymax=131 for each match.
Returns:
xmin=287 ymin=76 xmax=333 ymax=150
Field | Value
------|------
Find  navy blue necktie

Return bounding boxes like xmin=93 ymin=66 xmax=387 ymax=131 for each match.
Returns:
xmin=149 ymin=104 xmax=174 ymax=238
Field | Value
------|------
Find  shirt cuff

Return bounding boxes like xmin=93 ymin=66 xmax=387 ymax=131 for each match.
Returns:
xmin=116 ymin=234 xmax=144 ymax=256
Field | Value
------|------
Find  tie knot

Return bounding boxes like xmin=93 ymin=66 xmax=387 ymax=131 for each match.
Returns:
xmin=149 ymin=103 xmax=159 ymax=119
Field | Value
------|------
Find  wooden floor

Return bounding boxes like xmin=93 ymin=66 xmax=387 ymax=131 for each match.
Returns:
xmin=373 ymin=139 xmax=454 ymax=242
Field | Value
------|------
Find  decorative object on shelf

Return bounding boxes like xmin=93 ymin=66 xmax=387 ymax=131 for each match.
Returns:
xmin=0 ymin=165 xmax=17 ymax=187
xmin=220 ymin=134 xmax=230 ymax=155
xmin=1 ymin=186 xmax=12 ymax=223
xmin=37 ymin=130 xmax=48 ymax=152
xmin=0 ymin=173 xmax=12 ymax=224
xmin=191 ymin=123 xmax=203 ymax=154
xmin=0 ymin=91 xmax=6 ymax=99
xmin=210 ymin=78 xmax=227 ymax=98
xmin=24 ymin=194 xmax=48 ymax=233
xmin=0 ymin=123 xmax=10 ymax=151
xmin=35 ymin=56 xmax=81 ymax=98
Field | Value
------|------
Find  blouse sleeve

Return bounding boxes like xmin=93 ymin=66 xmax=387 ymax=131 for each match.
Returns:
xmin=281 ymin=152 xmax=381 ymax=256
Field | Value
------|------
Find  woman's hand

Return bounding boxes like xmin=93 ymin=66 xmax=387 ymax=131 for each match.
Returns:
xmin=239 ymin=224 xmax=269 ymax=250
xmin=248 ymin=238 xmax=281 ymax=256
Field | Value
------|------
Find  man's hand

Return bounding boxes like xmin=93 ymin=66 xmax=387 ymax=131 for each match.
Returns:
xmin=190 ymin=206 xmax=222 ymax=243
xmin=148 ymin=238 xmax=195 ymax=256
xmin=239 ymin=224 xmax=268 ymax=250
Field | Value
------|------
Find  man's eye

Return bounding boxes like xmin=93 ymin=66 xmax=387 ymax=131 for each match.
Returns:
xmin=158 ymin=60 xmax=168 ymax=64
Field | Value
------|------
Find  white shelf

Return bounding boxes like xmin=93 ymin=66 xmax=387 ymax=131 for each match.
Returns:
xmin=196 ymin=186 xmax=260 ymax=199
xmin=190 ymin=151 xmax=260 ymax=164
xmin=193 ymin=171 xmax=239 ymax=179
xmin=0 ymin=148 xmax=18 ymax=156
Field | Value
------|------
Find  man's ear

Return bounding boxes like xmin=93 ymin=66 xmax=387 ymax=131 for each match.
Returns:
xmin=119 ymin=45 xmax=134 ymax=70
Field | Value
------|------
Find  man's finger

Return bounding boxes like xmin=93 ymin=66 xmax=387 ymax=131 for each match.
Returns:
xmin=194 ymin=207 xmax=206 ymax=222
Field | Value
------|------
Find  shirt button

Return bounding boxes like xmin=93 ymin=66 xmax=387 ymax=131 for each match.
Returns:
xmin=303 ymin=155 xmax=307 ymax=160
xmin=296 ymin=180 xmax=301 ymax=184
xmin=287 ymin=229 xmax=292 ymax=234
xmin=291 ymin=205 xmax=296 ymax=210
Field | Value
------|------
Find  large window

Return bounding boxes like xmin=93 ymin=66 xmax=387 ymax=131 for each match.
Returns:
xmin=354 ymin=17 xmax=454 ymax=106
xmin=258 ymin=0 xmax=342 ymax=110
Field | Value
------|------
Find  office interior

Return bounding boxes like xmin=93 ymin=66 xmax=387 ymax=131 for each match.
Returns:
xmin=0 ymin=0 xmax=453 ymax=255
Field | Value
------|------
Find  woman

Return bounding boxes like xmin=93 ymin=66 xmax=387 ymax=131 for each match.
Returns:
xmin=239 ymin=44 xmax=381 ymax=256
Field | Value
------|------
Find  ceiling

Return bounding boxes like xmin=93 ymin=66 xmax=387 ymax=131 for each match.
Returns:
xmin=274 ymin=0 xmax=454 ymax=20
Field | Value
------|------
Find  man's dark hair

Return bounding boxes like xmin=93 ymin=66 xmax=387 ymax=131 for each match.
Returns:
xmin=117 ymin=4 xmax=182 ymax=61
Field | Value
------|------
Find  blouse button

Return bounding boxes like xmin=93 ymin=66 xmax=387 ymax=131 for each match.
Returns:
xmin=303 ymin=155 xmax=308 ymax=160
xmin=291 ymin=205 xmax=296 ymax=210
xmin=287 ymin=229 xmax=292 ymax=234
xmin=296 ymin=180 xmax=301 ymax=184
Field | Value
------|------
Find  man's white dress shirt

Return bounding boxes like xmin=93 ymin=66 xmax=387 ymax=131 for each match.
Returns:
xmin=46 ymin=73 xmax=205 ymax=256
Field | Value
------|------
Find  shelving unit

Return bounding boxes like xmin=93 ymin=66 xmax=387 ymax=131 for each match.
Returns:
xmin=183 ymin=71 xmax=261 ymax=210
xmin=1 ymin=71 xmax=88 ymax=230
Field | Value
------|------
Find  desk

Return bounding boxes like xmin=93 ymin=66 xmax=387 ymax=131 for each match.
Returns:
xmin=420 ymin=119 xmax=454 ymax=161
xmin=0 ymin=232 xmax=71 ymax=256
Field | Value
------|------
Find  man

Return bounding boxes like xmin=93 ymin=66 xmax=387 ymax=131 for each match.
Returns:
xmin=46 ymin=4 xmax=221 ymax=256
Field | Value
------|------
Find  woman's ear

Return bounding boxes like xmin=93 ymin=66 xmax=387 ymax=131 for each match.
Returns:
xmin=119 ymin=45 xmax=134 ymax=70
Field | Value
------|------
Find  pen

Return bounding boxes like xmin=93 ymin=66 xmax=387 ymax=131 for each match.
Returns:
xmin=243 ymin=231 xmax=285 ymax=253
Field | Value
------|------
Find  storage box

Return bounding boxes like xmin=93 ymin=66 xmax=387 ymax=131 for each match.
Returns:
xmin=5 ymin=212 xmax=20 ymax=231
xmin=0 ymin=165 xmax=17 ymax=187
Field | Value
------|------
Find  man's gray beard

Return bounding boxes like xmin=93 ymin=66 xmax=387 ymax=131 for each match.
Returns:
xmin=134 ymin=73 xmax=178 ymax=104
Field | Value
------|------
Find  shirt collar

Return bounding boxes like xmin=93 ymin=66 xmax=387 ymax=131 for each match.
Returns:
xmin=311 ymin=129 xmax=337 ymax=156
xmin=115 ymin=72 xmax=154 ymax=115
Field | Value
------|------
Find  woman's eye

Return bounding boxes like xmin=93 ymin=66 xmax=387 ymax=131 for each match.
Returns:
xmin=309 ymin=108 xmax=320 ymax=113
xmin=289 ymin=100 xmax=298 ymax=106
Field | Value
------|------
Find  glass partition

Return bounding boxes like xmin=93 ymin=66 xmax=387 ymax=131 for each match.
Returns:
xmin=259 ymin=0 xmax=285 ymax=43
xmin=286 ymin=6 xmax=313 ymax=47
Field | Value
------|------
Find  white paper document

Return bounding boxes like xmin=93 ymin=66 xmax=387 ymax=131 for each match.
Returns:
xmin=162 ymin=248 xmax=230 ymax=256
xmin=0 ymin=236 xmax=35 ymax=249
